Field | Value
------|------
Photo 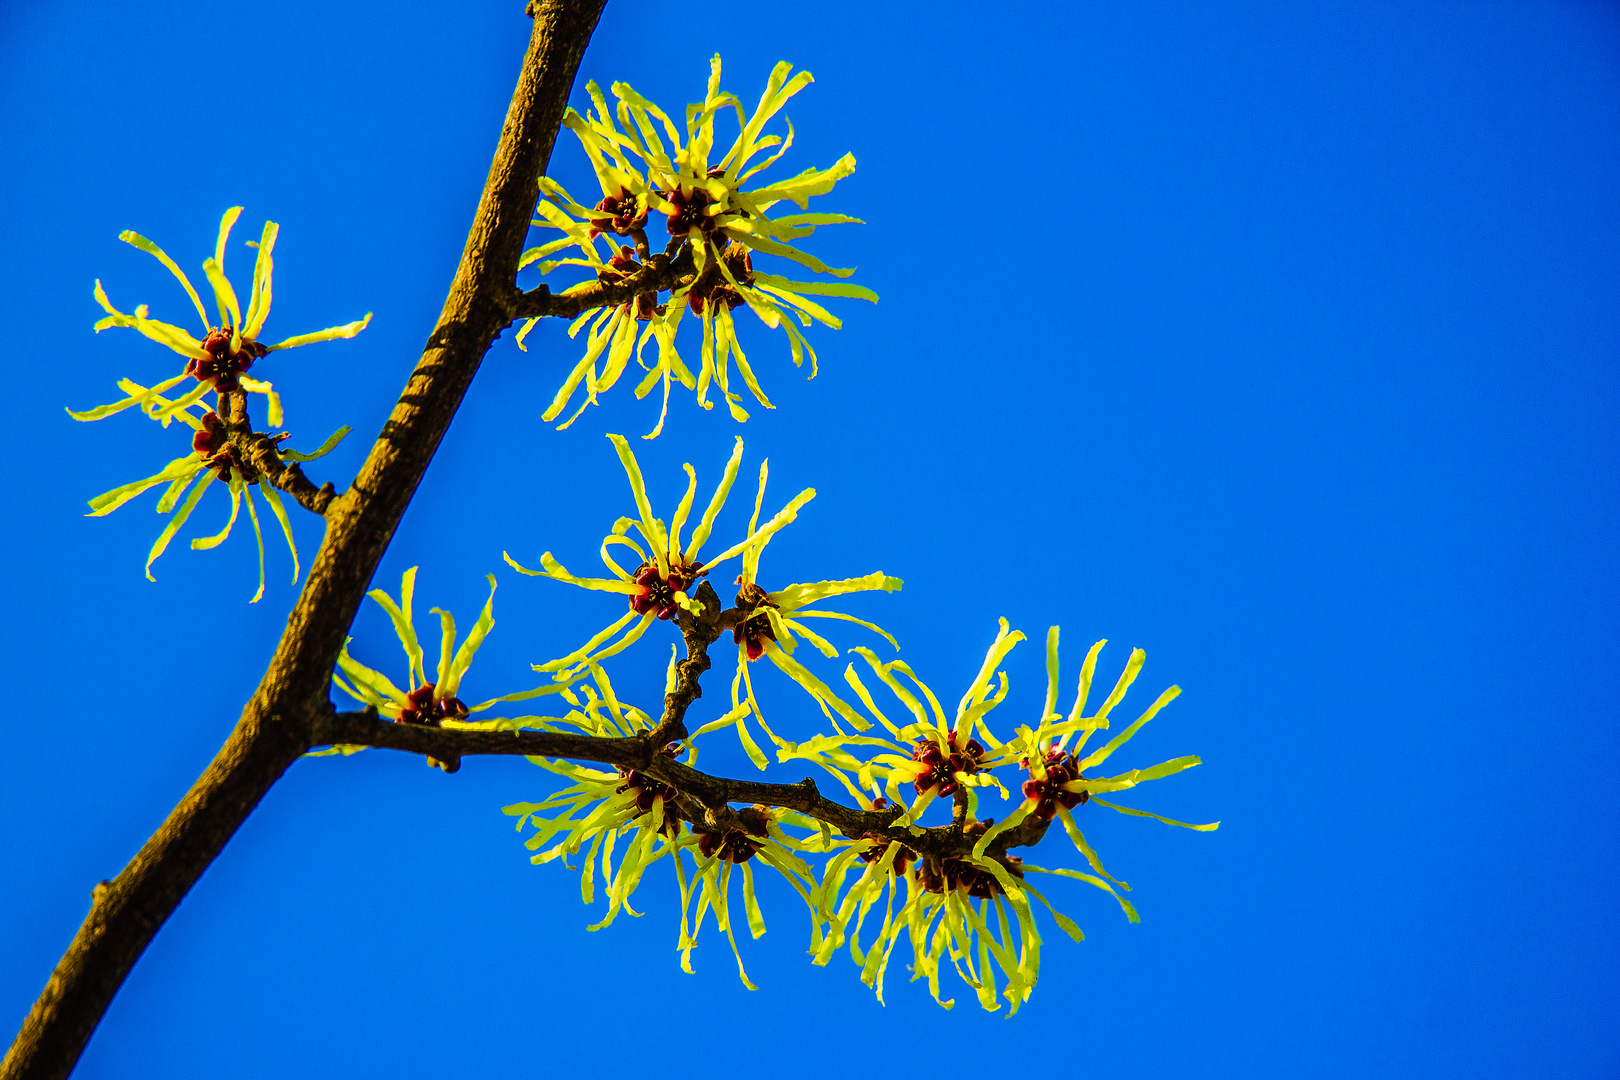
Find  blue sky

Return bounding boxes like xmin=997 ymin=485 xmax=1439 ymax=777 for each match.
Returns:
xmin=2 ymin=1 xmax=1618 ymax=1076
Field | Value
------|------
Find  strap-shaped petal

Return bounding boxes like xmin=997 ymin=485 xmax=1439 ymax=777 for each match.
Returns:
xmin=1088 ymin=795 xmax=1220 ymax=832
xmin=367 ymin=567 xmax=426 ymax=688
xmin=266 ymin=313 xmax=371 ymax=351
xmin=242 ymin=220 xmax=279 ymax=340
xmin=1077 ymin=683 xmax=1181 ymax=771
xmin=86 ymin=454 xmax=201 ymax=517
xmin=119 ymin=231 xmax=210 ymax=329
xmin=188 ymin=469 xmax=243 ymax=551
xmin=144 ymin=470 xmax=215 ymax=580
xmin=280 ymin=425 xmax=351 ymax=462
xmin=257 ymin=485 xmax=300 ymax=585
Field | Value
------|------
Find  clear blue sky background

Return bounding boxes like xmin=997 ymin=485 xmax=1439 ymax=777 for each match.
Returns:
xmin=1 ymin=1 xmax=1617 ymax=1076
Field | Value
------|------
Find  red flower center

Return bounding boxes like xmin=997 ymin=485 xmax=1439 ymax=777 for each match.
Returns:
xmin=396 ymin=682 xmax=469 ymax=727
xmin=589 ymin=187 xmax=649 ymax=239
xmin=1019 ymin=748 xmax=1088 ymax=819
xmin=187 ymin=327 xmax=267 ymax=393
xmin=616 ymin=743 xmax=683 ymax=832
xmin=912 ymin=732 xmax=986 ymax=798
xmin=696 ymin=805 xmax=773 ymax=864
xmin=664 ymin=186 xmax=716 ymax=236
xmin=918 ymin=855 xmax=1023 ymax=899
xmin=629 ymin=559 xmax=702 ymax=620
xmin=190 ymin=411 xmax=257 ymax=482
xmin=685 ymin=242 xmax=755 ymax=316
xmin=857 ymin=833 xmax=915 ymax=875
xmin=733 ymin=612 xmax=776 ymax=661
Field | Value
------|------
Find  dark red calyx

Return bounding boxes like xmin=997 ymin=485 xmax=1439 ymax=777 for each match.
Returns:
xmin=721 ymin=242 xmax=754 ymax=287
xmin=615 ymin=743 xmax=683 ymax=818
xmin=912 ymin=732 xmax=987 ymax=798
xmin=697 ymin=805 xmax=772 ymax=864
xmin=192 ymin=411 xmax=227 ymax=455
xmin=187 ymin=327 xmax=268 ymax=393
xmin=589 ymin=187 xmax=648 ymax=240
xmin=696 ymin=829 xmax=760 ymax=864
xmin=190 ymin=411 xmax=258 ymax=482
xmin=731 ymin=576 xmax=779 ymax=661
xmin=1019 ymin=748 xmax=1087 ymax=820
xmin=857 ymin=834 xmax=914 ymax=875
xmin=663 ymin=186 xmax=716 ymax=236
xmin=394 ymin=682 xmax=469 ymax=728
xmin=598 ymin=246 xmax=643 ymax=285
xmin=918 ymin=855 xmax=1024 ymax=899
xmin=684 ymin=242 xmax=755 ymax=317
xmin=732 ymin=613 xmax=776 ymax=661
xmin=628 ymin=558 xmax=703 ymax=620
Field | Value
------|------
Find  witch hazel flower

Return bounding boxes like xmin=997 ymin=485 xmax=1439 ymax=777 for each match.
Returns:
xmin=505 ymin=435 xmax=811 ymax=682
xmin=331 ymin=568 xmax=532 ymax=763
xmin=79 ymin=207 xmax=370 ymax=427
xmin=520 ymin=56 xmax=876 ymax=436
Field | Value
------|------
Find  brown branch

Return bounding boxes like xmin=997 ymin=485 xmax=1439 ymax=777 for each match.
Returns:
xmin=216 ymin=389 xmax=336 ymax=516
xmin=309 ymin=708 xmax=1051 ymax=861
xmin=240 ymin=440 xmax=337 ymax=515
xmin=314 ymin=709 xmax=648 ymax=771
xmin=1 ymin=6 xmax=606 ymax=1079
xmin=510 ymin=245 xmax=695 ymax=321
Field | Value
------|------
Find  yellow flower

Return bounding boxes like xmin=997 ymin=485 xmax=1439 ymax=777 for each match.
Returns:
xmin=692 ymin=454 xmax=902 ymax=771
xmin=502 ymin=663 xmax=825 ymax=987
xmin=503 ymin=434 xmax=811 ymax=681
xmin=518 ymin=56 xmax=876 ymax=437
xmin=798 ymin=623 xmax=1218 ymax=1013
xmin=81 ymin=207 xmax=371 ymax=426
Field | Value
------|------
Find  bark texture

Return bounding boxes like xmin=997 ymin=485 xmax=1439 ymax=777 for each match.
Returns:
xmin=1 ymin=5 xmax=605 ymax=1077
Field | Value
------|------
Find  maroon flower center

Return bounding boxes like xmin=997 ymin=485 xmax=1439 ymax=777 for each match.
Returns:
xmin=912 ymin=732 xmax=986 ymax=798
xmin=395 ymin=682 xmax=469 ymax=728
xmin=187 ymin=327 xmax=267 ymax=393
xmin=589 ymin=187 xmax=648 ymax=239
xmin=732 ymin=612 xmax=776 ymax=661
xmin=918 ymin=855 xmax=1024 ymax=899
xmin=1019 ymin=748 xmax=1088 ymax=820
xmin=685 ymin=242 xmax=755 ymax=316
xmin=190 ymin=411 xmax=258 ymax=482
xmin=616 ymin=743 xmax=683 ymax=831
xmin=697 ymin=828 xmax=762 ymax=864
xmin=857 ymin=834 xmax=914 ymax=875
xmin=664 ymin=186 xmax=716 ymax=236
xmin=696 ymin=805 xmax=772 ymax=864
xmin=629 ymin=559 xmax=701 ymax=620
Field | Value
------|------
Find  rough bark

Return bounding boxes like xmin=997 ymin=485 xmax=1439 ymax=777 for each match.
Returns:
xmin=0 ymin=4 xmax=605 ymax=1077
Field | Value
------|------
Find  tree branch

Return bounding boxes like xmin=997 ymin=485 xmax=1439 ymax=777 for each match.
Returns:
xmin=218 ymin=390 xmax=338 ymax=515
xmin=310 ymin=710 xmax=1053 ymax=862
xmin=2 ymin=6 xmax=605 ymax=1078
xmin=510 ymin=248 xmax=695 ymax=322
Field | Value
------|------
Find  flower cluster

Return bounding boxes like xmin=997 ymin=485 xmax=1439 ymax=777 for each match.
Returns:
xmin=507 ymin=434 xmax=900 ymax=770
xmin=479 ymin=438 xmax=1214 ymax=1013
xmin=71 ymin=208 xmax=369 ymax=598
xmin=517 ymin=56 xmax=878 ymax=437
xmin=779 ymin=624 xmax=1219 ymax=1012
xmin=81 ymin=207 xmax=370 ymax=425
xmin=332 ymin=569 xmax=497 ymax=740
